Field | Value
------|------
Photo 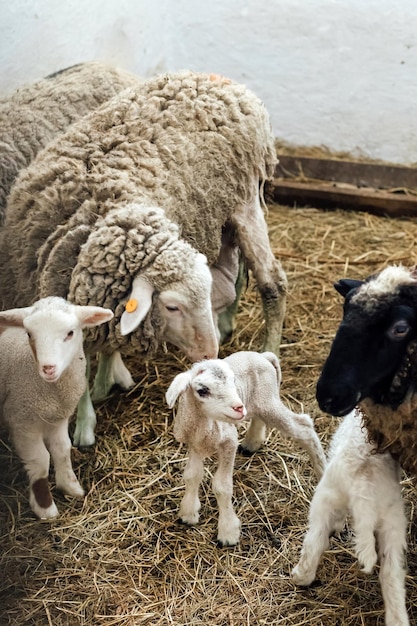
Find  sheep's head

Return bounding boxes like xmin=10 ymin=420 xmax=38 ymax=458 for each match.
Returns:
xmin=316 ymin=265 xmax=417 ymax=416
xmin=166 ymin=360 xmax=247 ymax=423
xmin=0 ymin=297 xmax=113 ymax=382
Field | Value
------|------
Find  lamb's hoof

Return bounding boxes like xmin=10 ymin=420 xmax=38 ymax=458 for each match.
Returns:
xmin=217 ymin=537 xmax=239 ymax=548
xmin=292 ymin=566 xmax=317 ymax=587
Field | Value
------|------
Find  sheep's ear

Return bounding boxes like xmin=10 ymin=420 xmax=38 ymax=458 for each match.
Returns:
xmin=166 ymin=371 xmax=193 ymax=408
xmin=0 ymin=306 xmax=33 ymax=329
xmin=334 ymin=279 xmax=363 ymax=299
xmin=120 ymin=277 xmax=154 ymax=336
xmin=76 ymin=306 xmax=114 ymax=328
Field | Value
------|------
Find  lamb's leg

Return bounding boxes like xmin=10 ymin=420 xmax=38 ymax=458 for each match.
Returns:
xmin=350 ymin=497 xmax=378 ymax=574
xmin=239 ymin=417 xmax=267 ymax=454
xmin=91 ymin=351 xmax=135 ymax=402
xmin=45 ymin=420 xmax=84 ymax=498
xmin=377 ymin=492 xmax=409 ymax=626
xmin=10 ymin=426 xmax=58 ymax=519
xmin=292 ymin=476 xmax=344 ymax=586
xmin=179 ymin=448 xmax=205 ymax=526
xmin=263 ymin=404 xmax=326 ymax=478
xmin=232 ymin=191 xmax=288 ymax=355
xmin=73 ymin=386 xmax=97 ymax=448
xmin=213 ymin=441 xmax=241 ymax=547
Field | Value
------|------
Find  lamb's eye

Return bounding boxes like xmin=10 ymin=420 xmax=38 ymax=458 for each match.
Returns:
xmin=65 ymin=330 xmax=74 ymax=341
xmin=197 ymin=385 xmax=210 ymax=398
xmin=388 ymin=320 xmax=411 ymax=339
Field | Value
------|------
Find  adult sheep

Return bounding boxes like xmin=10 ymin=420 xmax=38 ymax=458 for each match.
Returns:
xmin=316 ymin=264 xmax=417 ymax=476
xmin=0 ymin=60 xmax=142 ymax=219
xmin=0 ymin=70 xmax=287 ymax=448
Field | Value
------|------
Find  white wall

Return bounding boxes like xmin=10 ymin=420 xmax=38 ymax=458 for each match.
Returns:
xmin=1 ymin=0 xmax=417 ymax=164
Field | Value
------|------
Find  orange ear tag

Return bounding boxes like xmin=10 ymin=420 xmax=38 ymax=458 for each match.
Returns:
xmin=125 ymin=299 xmax=138 ymax=313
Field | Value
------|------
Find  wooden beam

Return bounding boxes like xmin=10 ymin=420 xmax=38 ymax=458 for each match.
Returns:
xmin=273 ymin=154 xmax=417 ymax=216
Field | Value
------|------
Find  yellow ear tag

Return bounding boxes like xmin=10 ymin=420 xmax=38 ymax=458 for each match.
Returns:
xmin=125 ymin=298 xmax=138 ymax=313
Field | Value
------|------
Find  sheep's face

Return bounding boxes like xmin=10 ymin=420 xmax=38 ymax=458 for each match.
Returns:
xmin=316 ymin=266 xmax=417 ymax=416
xmin=189 ymin=363 xmax=247 ymax=423
xmin=157 ymin=254 xmax=219 ymax=361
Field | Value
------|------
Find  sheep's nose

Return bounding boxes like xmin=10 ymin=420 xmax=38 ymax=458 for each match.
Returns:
xmin=42 ymin=365 xmax=56 ymax=376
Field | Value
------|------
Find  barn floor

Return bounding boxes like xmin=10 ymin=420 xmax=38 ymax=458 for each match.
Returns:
xmin=1 ymin=202 xmax=417 ymax=625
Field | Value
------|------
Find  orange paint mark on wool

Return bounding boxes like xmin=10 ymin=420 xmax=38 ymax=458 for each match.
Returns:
xmin=125 ymin=299 xmax=138 ymax=313
xmin=209 ymin=73 xmax=231 ymax=84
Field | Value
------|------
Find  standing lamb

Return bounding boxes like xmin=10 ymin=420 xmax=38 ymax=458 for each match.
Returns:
xmin=166 ymin=351 xmax=326 ymax=546
xmin=316 ymin=264 xmax=417 ymax=476
xmin=292 ymin=409 xmax=409 ymax=626
xmin=0 ymin=70 xmax=287 ymax=448
xmin=0 ymin=60 xmax=142 ymax=219
xmin=0 ymin=297 xmax=113 ymax=518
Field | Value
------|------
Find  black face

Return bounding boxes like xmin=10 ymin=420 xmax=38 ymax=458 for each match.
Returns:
xmin=316 ymin=279 xmax=417 ymax=416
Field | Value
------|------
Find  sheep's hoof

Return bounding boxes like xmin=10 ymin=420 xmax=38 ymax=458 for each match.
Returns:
xmin=238 ymin=444 xmax=257 ymax=457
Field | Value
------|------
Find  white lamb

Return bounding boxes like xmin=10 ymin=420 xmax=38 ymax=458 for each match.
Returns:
xmin=292 ymin=409 xmax=409 ymax=626
xmin=0 ymin=297 xmax=113 ymax=519
xmin=166 ymin=351 xmax=326 ymax=546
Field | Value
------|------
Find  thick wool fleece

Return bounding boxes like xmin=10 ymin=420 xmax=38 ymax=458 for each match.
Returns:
xmin=360 ymin=396 xmax=417 ymax=476
xmin=0 ymin=70 xmax=276 ymax=323
xmin=0 ymin=60 xmax=142 ymax=218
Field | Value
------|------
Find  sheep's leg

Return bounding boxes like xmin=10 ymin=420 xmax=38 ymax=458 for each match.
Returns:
xmin=239 ymin=417 xmax=267 ymax=454
xmin=179 ymin=449 xmax=205 ymax=526
xmin=263 ymin=404 xmax=326 ymax=478
xmin=292 ymin=477 xmax=345 ymax=586
xmin=232 ymin=192 xmax=288 ymax=355
xmin=73 ymin=386 xmax=97 ymax=449
xmin=10 ymin=426 xmax=58 ymax=519
xmin=217 ymin=257 xmax=247 ymax=343
xmin=350 ymin=485 xmax=379 ymax=573
xmin=377 ymin=494 xmax=409 ymax=626
xmin=45 ymin=420 xmax=84 ymax=498
xmin=213 ymin=442 xmax=241 ymax=547
xmin=91 ymin=351 xmax=134 ymax=402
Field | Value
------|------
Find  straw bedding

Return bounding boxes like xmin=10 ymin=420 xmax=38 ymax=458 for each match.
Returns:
xmin=1 ymin=201 xmax=417 ymax=625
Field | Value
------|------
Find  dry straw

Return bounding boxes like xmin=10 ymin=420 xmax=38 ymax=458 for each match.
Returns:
xmin=1 ymin=202 xmax=417 ymax=625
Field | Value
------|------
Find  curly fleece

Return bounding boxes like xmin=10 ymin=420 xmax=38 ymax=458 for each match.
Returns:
xmin=0 ymin=70 xmax=277 ymax=356
xmin=0 ymin=60 xmax=141 ymax=219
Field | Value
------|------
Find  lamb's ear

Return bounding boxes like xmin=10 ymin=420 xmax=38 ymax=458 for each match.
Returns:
xmin=334 ymin=279 xmax=363 ymax=299
xmin=0 ymin=306 xmax=33 ymax=329
xmin=76 ymin=306 xmax=114 ymax=328
xmin=166 ymin=371 xmax=193 ymax=408
xmin=120 ymin=277 xmax=154 ymax=336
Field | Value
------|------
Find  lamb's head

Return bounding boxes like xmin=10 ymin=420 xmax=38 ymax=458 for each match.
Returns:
xmin=316 ymin=265 xmax=417 ymax=416
xmin=166 ymin=359 xmax=247 ymax=423
xmin=0 ymin=297 xmax=113 ymax=382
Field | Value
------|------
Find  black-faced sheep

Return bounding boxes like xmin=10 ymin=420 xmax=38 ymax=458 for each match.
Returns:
xmin=0 ymin=297 xmax=113 ymax=518
xmin=0 ymin=60 xmax=142 ymax=219
xmin=0 ymin=71 xmax=287 ymax=448
xmin=316 ymin=264 xmax=417 ymax=476
xmin=292 ymin=409 xmax=408 ymax=626
xmin=166 ymin=351 xmax=326 ymax=546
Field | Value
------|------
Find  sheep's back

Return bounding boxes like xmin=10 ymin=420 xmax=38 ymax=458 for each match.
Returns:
xmin=0 ymin=70 xmax=276 ymax=309
xmin=0 ymin=60 xmax=142 ymax=217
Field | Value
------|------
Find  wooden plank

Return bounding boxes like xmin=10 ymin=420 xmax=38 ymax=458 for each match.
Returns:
xmin=272 ymin=179 xmax=417 ymax=217
xmin=275 ymin=155 xmax=417 ymax=191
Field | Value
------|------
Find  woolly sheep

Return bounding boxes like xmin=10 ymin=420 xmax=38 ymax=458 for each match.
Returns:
xmin=166 ymin=351 xmax=326 ymax=546
xmin=316 ymin=264 xmax=417 ymax=476
xmin=0 ymin=297 xmax=113 ymax=518
xmin=0 ymin=70 xmax=287 ymax=448
xmin=292 ymin=409 xmax=408 ymax=626
xmin=0 ymin=60 xmax=141 ymax=219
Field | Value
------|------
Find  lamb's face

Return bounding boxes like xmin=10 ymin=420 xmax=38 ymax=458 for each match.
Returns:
xmin=190 ymin=362 xmax=247 ymax=423
xmin=316 ymin=266 xmax=417 ymax=416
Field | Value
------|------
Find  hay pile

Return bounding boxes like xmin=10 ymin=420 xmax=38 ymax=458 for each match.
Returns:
xmin=1 ymin=201 xmax=417 ymax=626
